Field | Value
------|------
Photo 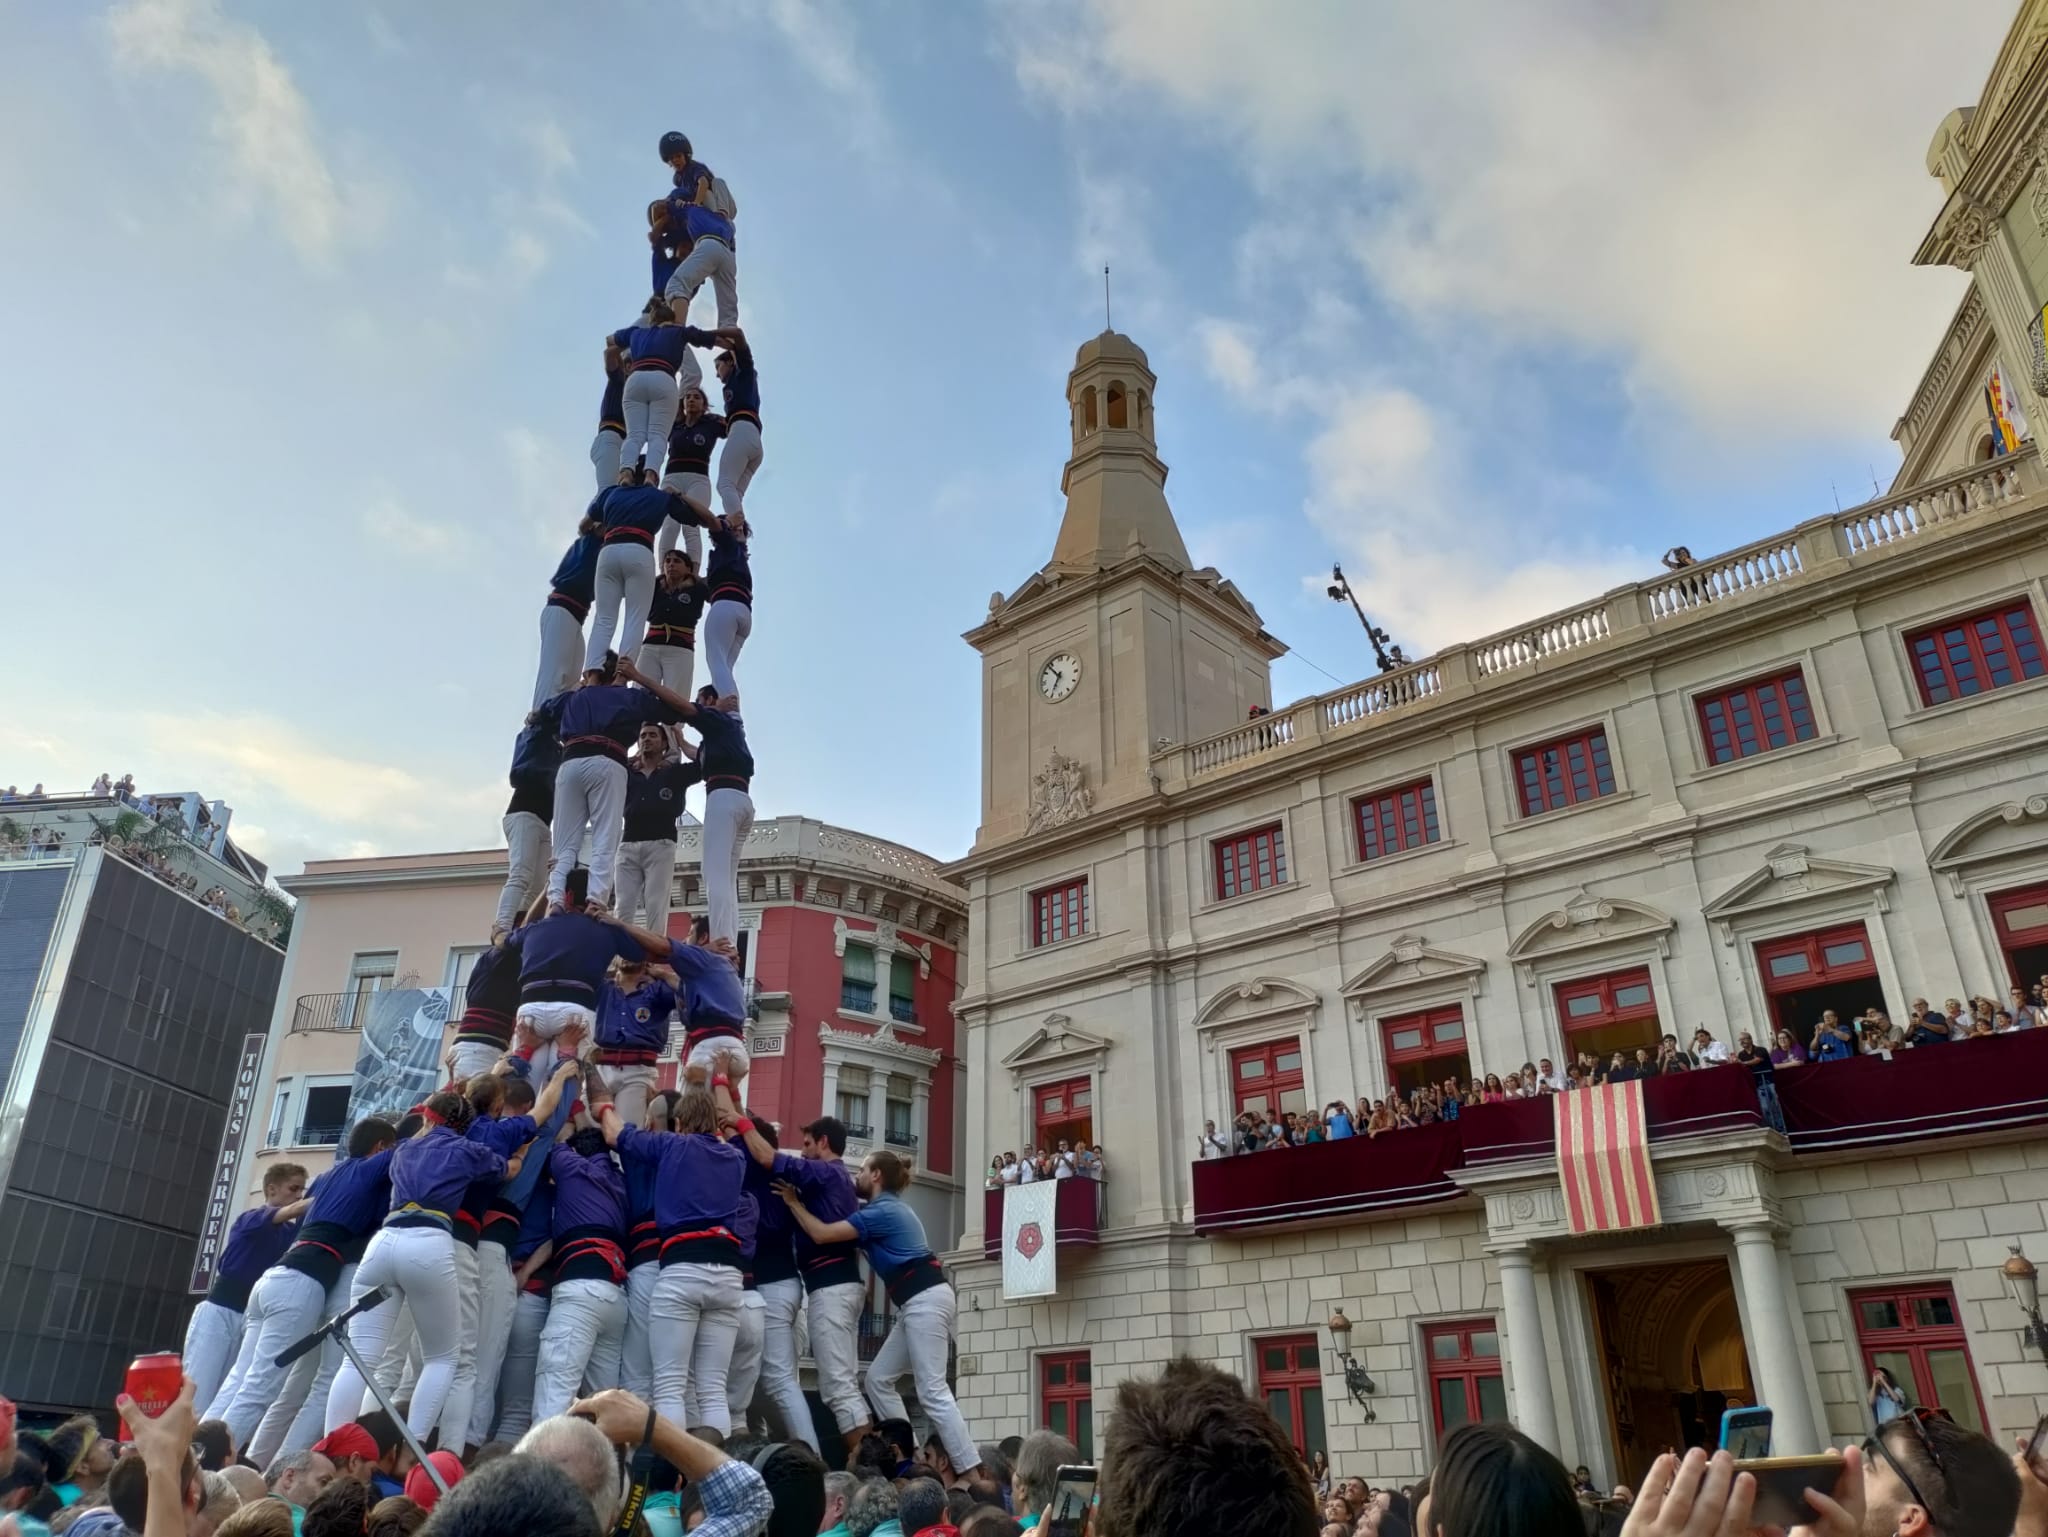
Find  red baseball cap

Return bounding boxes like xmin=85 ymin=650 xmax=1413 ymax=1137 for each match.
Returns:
xmin=405 ymin=1450 xmax=466 ymax=1511
xmin=313 ymin=1424 xmax=379 ymax=1463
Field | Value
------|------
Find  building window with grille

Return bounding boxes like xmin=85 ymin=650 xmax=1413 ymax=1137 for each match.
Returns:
xmin=888 ymin=954 xmax=918 ymax=1025
xmin=835 ymin=1066 xmax=873 ymax=1138
xmin=1041 ymin=1352 xmax=1093 ymax=1458
xmin=1512 ymin=729 xmax=1616 ymax=816
xmin=1695 ymin=669 xmax=1818 ymax=765
xmin=1424 ymin=1320 xmax=1507 ymax=1437
xmin=884 ymin=1075 xmax=916 ymax=1148
xmin=1031 ymin=878 xmax=1091 ymax=946
xmin=1554 ymin=968 xmax=1661 ymax=1060
xmin=1255 ymin=1335 xmax=1326 ymax=1460
xmin=1354 ymin=779 xmax=1441 ymax=862
xmin=1231 ymin=1040 xmax=1305 ymax=1119
xmin=1214 ymin=822 xmax=1288 ymax=900
xmin=841 ymin=944 xmax=877 ymax=1014
xmin=1849 ymin=1284 xmax=1986 ymax=1435
xmin=1905 ymin=601 xmax=2045 ymax=705
xmin=1381 ymin=1006 xmax=1470 ymax=1093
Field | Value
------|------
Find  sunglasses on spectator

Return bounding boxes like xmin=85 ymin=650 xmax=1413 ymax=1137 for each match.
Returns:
xmin=1863 ymin=1405 xmax=1952 ymax=1514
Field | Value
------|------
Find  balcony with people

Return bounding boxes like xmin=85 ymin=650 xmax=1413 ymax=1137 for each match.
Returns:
xmin=980 ymin=1078 xmax=1106 ymax=1257
xmin=1191 ymin=999 xmax=2048 ymax=1234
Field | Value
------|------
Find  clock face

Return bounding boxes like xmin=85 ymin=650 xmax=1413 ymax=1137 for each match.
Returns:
xmin=1038 ymin=653 xmax=1081 ymax=702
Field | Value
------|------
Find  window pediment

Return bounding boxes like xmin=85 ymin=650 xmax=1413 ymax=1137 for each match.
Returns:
xmin=1506 ymin=886 xmax=1677 ymax=983
xmin=1927 ymin=796 xmax=2048 ymax=894
xmin=1191 ymin=976 xmax=1320 ymax=1039
xmin=1341 ymin=936 xmax=1486 ymax=1005
xmin=1002 ymin=1012 xmax=1113 ymax=1074
xmin=818 ymin=1020 xmax=942 ymax=1069
xmin=1702 ymin=842 xmax=1895 ymax=942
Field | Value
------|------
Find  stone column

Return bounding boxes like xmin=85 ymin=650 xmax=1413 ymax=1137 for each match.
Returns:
xmin=821 ymin=1058 xmax=842 ymax=1119
xmin=1730 ymin=1222 xmax=1822 ymax=1454
xmin=1497 ymin=1249 xmax=1561 ymax=1453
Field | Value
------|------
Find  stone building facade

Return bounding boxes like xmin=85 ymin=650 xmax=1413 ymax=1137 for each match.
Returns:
xmin=943 ymin=17 xmax=2048 ymax=1482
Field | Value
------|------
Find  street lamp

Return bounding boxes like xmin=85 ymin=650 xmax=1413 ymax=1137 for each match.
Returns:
xmin=1326 ymin=566 xmax=1409 ymax=674
xmin=2003 ymin=1245 xmax=2048 ymax=1361
xmin=1326 ymin=1308 xmax=1377 ymax=1419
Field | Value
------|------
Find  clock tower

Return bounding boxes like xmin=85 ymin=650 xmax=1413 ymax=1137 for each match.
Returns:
xmin=963 ymin=331 xmax=1286 ymax=851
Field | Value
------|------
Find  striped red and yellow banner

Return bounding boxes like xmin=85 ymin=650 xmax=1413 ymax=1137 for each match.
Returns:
xmin=1555 ymin=1080 xmax=1662 ymax=1234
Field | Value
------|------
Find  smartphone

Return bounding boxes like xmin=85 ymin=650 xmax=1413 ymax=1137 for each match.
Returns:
xmin=2026 ymin=1412 xmax=2048 ymax=1480
xmin=1045 ymin=1464 xmax=1097 ymax=1537
xmin=1718 ymin=1405 xmax=1773 ymax=1461
xmin=1736 ymin=1454 xmax=1846 ymax=1530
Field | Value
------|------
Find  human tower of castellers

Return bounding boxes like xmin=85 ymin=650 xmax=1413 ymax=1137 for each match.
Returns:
xmin=182 ymin=131 xmax=981 ymax=1483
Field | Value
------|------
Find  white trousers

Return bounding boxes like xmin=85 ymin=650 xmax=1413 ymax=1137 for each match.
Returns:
xmin=682 ymin=1035 xmax=751 ymax=1084
xmin=650 ymin=1262 xmax=743 ymax=1435
xmin=271 ymin=1267 xmax=354 ymax=1462
xmin=496 ymin=810 xmax=551 ymax=935
xmin=468 ymin=1240 xmax=517 ymax=1449
xmin=637 ymin=642 xmax=695 ymax=702
xmin=664 ymin=241 xmax=738 ymax=394
xmin=702 ymin=601 xmax=751 ymax=699
xmin=549 ymin=757 xmax=628 ymax=907
xmin=658 ymin=472 xmax=713 ymax=565
xmin=517 ymin=1001 xmax=596 ymax=1087
xmin=716 ymin=420 xmax=763 ymax=518
xmin=757 ymin=1278 xmax=817 ymax=1451
xmin=726 ymin=1291 xmax=766 ymax=1426
xmin=614 ymin=837 xmax=678 ymax=934
xmin=183 ymin=1299 xmax=244 ymax=1417
xmin=494 ymin=1290 xmax=550 ymax=1443
xmin=535 ymin=604 xmax=585 ymax=708
xmin=450 ymin=1039 xmax=505 ymax=1083
xmin=621 ymin=1264 xmax=661 ymax=1399
xmin=586 ymin=544 xmax=657 ymax=670
xmin=329 ymin=1226 xmax=463 ymax=1440
xmin=591 ymin=428 xmax=624 ymax=490
xmin=808 ymin=1281 xmax=868 ymax=1439
xmin=621 ymin=370 xmax=680 ymax=469
xmin=701 ymin=786 xmax=755 ymax=946
xmin=214 ymin=1267 xmax=323 ymax=1448
xmin=436 ymin=1241 xmax=483 ymax=1451
xmin=534 ymin=1277 xmax=628 ymax=1422
xmin=865 ymin=1282 xmax=977 ymax=1473
xmin=597 ymin=1063 xmax=660 ymax=1132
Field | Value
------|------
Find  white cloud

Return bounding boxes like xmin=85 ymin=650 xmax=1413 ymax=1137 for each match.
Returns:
xmin=361 ymin=495 xmax=462 ymax=560
xmin=505 ymin=427 xmax=596 ymax=554
xmin=1301 ymin=387 xmax=1643 ymax=652
xmin=105 ymin=0 xmax=378 ymax=264
xmin=1007 ymin=0 xmax=1999 ymax=440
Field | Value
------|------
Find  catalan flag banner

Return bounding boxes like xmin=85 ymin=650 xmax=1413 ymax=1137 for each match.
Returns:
xmin=1555 ymin=1080 xmax=1663 ymax=1235
xmin=1987 ymin=372 xmax=2022 ymax=455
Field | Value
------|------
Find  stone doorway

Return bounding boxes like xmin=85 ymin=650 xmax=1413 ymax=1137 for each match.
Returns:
xmin=1585 ymin=1257 xmax=1754 ymax=1491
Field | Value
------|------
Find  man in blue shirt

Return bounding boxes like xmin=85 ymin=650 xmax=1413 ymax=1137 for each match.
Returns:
xmin=774 ymin=1147 xmax=981 ymax=1480
xmin=655 ymin=132 xmax=737 ymax=399
xmin=185 ymin=1162 xmax=309 ymax=1416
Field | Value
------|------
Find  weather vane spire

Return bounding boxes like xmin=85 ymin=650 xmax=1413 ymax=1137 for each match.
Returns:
xmin=1104 ymin=265 xmax=1112 ymax=331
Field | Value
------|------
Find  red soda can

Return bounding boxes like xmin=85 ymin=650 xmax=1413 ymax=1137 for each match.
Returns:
xmin=122 ymin=1353 xmax=184 ymax=1432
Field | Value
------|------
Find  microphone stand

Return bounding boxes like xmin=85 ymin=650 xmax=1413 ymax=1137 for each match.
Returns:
xmin=274 ymin=1284 xmax=450 ymax=1494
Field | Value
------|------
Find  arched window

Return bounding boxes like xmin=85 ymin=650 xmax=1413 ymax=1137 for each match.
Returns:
xmin=1082 ymin=386 xmax=1098 ymax=432
xmin=1136 ymin=389 xmax=1150 ymax=435
xmin=1106 ymin=383 xmax=1128 ymax=429
xmin=1975 ymin=433 xmax=1998 ymax=462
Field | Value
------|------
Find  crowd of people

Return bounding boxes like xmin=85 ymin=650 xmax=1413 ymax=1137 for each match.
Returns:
xmin=9 ymin=1335 xmax=2047 ymax=1537
xmin=1204 ymin=986 xmax=2048 ymax=1156
xmin=981 ymin=1144 xmax=1104 ymax=1187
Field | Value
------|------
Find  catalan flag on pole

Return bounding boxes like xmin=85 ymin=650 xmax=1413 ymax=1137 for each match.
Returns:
xmin=1987 ymin=371 xmax=2022 ymax=455
xmin=1555 ymin=1080 xmax=1662 ymax=1235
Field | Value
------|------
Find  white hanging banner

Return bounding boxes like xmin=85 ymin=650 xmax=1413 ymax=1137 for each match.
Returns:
xmin=1001 ymin=1179 xmax=1059 ymax=1300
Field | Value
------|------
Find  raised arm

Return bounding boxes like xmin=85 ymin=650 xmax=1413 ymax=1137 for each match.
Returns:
xmin=270 ymin=1197 xmax=313 ymax=1224
xmin=713 ymin=1080 xmax=778 ymax=1168
xmin=528 ymin=1057 xmax=581 ymax=1128
xmin=614 ymin=653 xmax=697 ymax=719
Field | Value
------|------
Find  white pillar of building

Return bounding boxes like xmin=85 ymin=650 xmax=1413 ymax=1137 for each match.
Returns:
xmin=1730 ymin=1221 xmax=1823 ymax=1454
xmin=1497 ymin=1248 xmax=1561 ymax=1453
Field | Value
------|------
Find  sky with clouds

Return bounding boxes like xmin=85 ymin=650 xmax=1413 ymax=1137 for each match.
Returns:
xmin=0 ymin=0 xmax=2012 ymax=878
